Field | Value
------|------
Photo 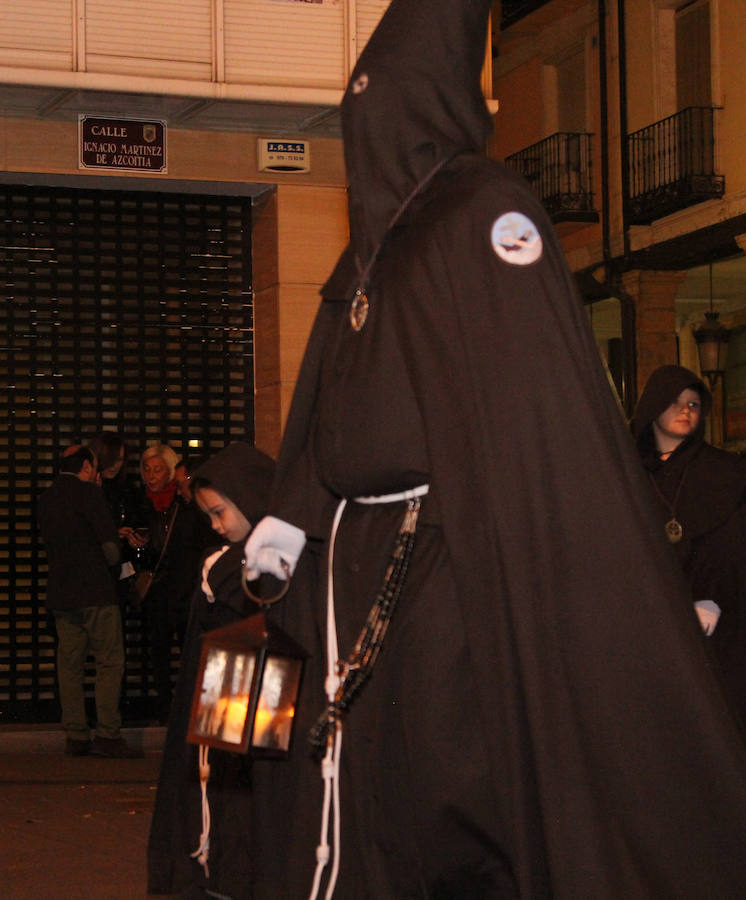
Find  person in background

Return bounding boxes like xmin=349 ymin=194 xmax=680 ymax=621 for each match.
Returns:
xmin=634 ymin=364 xmax=746 ymax=725
xmin=37 ymin=444 xmax=141 ymax=758
xmin=174 ymin=453 xmax=216 ymax=547
xmin=89 ymin=430 xmax=140 ymax=589
xmin=137 ymin=441 xmax=214 ymax=723
xmin=89 ymin=432 xmax=137 ymax=529
xmin=147 ymin=442 xmax=275 ymax=899
xmin=89 ymin=430 xmax=143 ymax=716
xmin=174 ymin=456 xmax=199 ymax=504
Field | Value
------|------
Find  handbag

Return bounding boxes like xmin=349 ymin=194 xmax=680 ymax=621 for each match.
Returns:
xmin=129 ymin=503 xmax=179 ymax=607
xmin=130 ymin=569 xmax=155 ymax=607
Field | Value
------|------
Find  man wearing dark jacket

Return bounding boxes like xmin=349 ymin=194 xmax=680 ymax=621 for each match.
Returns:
xmin=38 ymin=445 xmax=140 ymax=757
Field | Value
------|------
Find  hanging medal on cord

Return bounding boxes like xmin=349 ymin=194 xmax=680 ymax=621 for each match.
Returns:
xmin=348 ymin=156 xmax=452 ymax=333
xmin=665 ymin=517 xmax=683 ymax=544
xmin=350 ymin=289 xmax=368 ymax=332
xmin=648 ymin=467 xmax=688 ymax=545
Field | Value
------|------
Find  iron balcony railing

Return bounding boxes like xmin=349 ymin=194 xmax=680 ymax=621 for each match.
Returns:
xmin=626 ymin=106 xmax=724 ymax=225
xmin=504 ymin=132 xmax=597 ymax=224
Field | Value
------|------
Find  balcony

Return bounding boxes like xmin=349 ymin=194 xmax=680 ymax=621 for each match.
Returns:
xmin=626 ymin=107 xmax=724 ymax=226
xmin=504 ymin=132 xmax=598 ymax=225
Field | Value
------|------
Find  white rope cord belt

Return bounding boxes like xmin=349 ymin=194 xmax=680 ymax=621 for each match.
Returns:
xmin=308 ymin=483 xmax=429 ymax=900
xmin=191 ymin=744 xmax=211 ymax=877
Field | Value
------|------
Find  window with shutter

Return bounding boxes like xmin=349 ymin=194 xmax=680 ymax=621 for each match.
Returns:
xmin=0 ymin=185 xmax=254 ymax=723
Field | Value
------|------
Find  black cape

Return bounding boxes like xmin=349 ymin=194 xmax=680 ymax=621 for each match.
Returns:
xmin=249 ymin=1 xmax=746 ymax=896
xmin=635 ymin=364 xmax=746 ymax=725
xmin=147 ymin=443 xmax=275 ymax=899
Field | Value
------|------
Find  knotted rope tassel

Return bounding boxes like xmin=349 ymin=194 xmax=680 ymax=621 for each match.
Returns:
xmin=190 ymin=743 xmax=211 ymax=878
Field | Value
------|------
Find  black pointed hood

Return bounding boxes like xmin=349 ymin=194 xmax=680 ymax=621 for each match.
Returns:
xmin=323 ymin=0 xmax=493 ymax=300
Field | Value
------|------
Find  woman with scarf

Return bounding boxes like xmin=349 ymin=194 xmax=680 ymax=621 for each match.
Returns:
xmin=634 ymin=364 xmax=746 ymax=725
xmin=147 ymin=442 xmax=275 ymax=899
xmin=137 ymin=441 xmax=213 ymax=724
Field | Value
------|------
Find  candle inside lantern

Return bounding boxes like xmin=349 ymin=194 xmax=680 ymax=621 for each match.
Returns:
xmin=216 ymin=694 xmax=251 ymax=744
xmin=251 ymin=656 xmax=302 ymax=752
xmin=192 ymin=646 xmax=256 ymax=744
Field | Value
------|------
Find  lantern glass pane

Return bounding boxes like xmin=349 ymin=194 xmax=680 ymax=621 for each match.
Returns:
xmin=702 ymin=345 xmax=718 ymax=373
xmin=717 ymin=342 xmax=729 ymax=372
xmin=251 ymin=655 xmax=303 ymax=752
xmin=192 ymin=646 xmax=257 ymax=746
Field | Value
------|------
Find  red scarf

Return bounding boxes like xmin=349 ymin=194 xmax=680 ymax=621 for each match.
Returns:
xmin=147 ymin=481 xmax=177 ymax=512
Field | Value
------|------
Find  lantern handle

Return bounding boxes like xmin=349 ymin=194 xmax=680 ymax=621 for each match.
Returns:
xmin=241 ymin=559 xmax=291 ymax=607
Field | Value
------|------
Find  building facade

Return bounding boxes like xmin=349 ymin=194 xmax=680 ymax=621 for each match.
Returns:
xmin=10 ymin=0 xmax=738 ymax=719
xmin=0 ymin=0 xmax=498 ymax=722
xmin=0 ymin=0 xmax=386 ymax=721
xmin=494 ymin=0 xmax=746 ymax=449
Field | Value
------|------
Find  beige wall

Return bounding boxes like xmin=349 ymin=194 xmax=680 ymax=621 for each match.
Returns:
xmin=622 ymin=0 xmax=658 ymax=134
xmin=254 ymin=184 xmax=349 ymax=456
xmin=0 ymin=116 xmax=346 ymax=188
xmin=491 ymin=56 xmax=545 ymax=161
xmin=0 ymin=115 xmax=349 ymax=457
xmin=716 ymin=0 xmax=746 ymax=195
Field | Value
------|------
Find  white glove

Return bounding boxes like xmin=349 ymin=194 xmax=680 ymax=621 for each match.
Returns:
xmin=243 ymin=516 xmax=306 ymax=581
xmin=694 ymin=600 xmax=721 ymax=636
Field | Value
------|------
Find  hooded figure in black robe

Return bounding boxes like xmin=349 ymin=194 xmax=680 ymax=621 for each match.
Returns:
xmin=243 ymin=1 xmax=746 ymax=896
xmin=147 ymin=442 xmax=275 ymax=899
xmin=634 ymin=364 xmax=746 ymax=726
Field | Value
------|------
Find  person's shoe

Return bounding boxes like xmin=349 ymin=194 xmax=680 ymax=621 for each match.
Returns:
xmin=65 ymin=737 xmax=91 ymax=756
xmin=89 ymin=736 xmax=144 ymax=758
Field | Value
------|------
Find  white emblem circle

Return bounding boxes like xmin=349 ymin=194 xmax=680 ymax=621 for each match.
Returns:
xmin=352 ymin=73 xmax=369 ymax=94
xmin=491 ymin=212 xmax=543 ymax=266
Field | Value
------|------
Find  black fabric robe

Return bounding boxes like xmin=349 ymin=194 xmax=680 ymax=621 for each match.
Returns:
xmin=634 ymin=364 xmax=746 ymax=725
xmin=248 ymin=1 xmax=746 ymax=897
xmin=147 ymin=442 xmax=275 ymax=899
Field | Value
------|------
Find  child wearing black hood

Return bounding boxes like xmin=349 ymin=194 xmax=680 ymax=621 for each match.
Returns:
xmin=148 ymin=442 xmax=275 ymax=900
xmin=634 ymin=364 xmax=746 ymax=723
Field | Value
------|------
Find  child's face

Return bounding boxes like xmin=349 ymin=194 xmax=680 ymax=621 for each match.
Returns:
xmin=653 ymin=388 xmax=702 ymax=448
xmin=195 ymin=486 xmax=251 ymax=543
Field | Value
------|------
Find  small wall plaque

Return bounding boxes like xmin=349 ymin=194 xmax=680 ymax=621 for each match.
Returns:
xmin=79 ymin=116 xmax=167 ymax=173
xmin=257 ymin=139 xmax=310 ymax=173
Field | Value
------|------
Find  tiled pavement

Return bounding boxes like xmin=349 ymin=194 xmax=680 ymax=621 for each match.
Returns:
xmin=0 ymin=726 xmax=170 ymax=900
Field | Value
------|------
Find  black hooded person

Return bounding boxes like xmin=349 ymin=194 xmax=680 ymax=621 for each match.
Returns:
xmin=634 ymin=364 xmax=746 ymax=726
xmin=242 ymin=1 xmax=746 ymax=897
xmin=147 ymin=442 xmax=275 ymax=900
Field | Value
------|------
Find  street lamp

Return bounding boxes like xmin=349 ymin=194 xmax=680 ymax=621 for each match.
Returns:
xmin=693 ymin=263 xmax=730 ymax=388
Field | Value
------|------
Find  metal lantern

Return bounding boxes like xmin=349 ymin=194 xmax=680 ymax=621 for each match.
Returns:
xmin=694 ymin=263 xmax=731 ymax=388
xmin=187 ymin=611 xmax=306 ymax=758
xmin=694 ymin=310 xmax=730 ymax=388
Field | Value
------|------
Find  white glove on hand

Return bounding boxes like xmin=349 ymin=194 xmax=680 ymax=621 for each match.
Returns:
xmin=694 ymin=599 xmax=721 ymax=636
xmin=243 ymin=516 xmax=306 ymax=581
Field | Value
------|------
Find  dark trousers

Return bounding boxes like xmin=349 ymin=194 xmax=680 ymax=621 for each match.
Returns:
xmin=144 ymin=587 xmax=185 ymax=722
xmin=53 ymin=605 xmax=124 ymax=740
